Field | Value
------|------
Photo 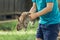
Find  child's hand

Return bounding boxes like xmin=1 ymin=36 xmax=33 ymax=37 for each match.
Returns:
xmin=29 ymin=13 xmax=38 ymax=20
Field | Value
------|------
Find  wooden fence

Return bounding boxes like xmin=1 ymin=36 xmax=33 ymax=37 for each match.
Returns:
xmin=0 ymin=0 xmax=32 ymax=20
xmin=0 ymin=0 xmax=60 ymax=20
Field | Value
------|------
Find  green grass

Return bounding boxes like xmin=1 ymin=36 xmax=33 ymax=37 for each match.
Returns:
xmin=0 ymin=34 xmax=35 ymax=40
xmin=0 ymin=20 xmax=18 ymax=31
xmin=0 ymin=31 xmax=36 ymax=40
xmin=0 ymin=19 xmax=39 ymax=40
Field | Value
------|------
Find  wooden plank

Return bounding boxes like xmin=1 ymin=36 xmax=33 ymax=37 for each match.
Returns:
xmin=0 ymin=0 xmax=15 ymax=14
xmin=0 ymin=0 xmax=4 ymax=12
xmin=15 ymin=0 xmax=26 ymax=12
xmin=4 ymin=0 xmax=9 ymax=12
xmin=25 ymin=0 xmax=32 ymax=11
xmin=9 ymin=0 xmax=15 ymax=12
xmin=0 ymin=0 xmax=32 ymax=15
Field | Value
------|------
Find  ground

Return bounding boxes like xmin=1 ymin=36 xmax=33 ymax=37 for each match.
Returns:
xmin=0 ymin=19 xmax=60 ymax=40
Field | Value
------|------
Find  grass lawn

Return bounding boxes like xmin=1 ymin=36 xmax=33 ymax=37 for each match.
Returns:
xmin=0 ymin=19 xmax=39 ymax=40
xmin=0 ymin=31 xmax=36 ymax=40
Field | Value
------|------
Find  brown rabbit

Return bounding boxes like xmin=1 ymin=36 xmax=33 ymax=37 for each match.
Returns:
xmin=16 ymin=12 xmax=31 ymax=31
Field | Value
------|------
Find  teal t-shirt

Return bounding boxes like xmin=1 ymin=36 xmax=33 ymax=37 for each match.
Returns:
xmin=32 ymin=0 xmax=60 ymax=24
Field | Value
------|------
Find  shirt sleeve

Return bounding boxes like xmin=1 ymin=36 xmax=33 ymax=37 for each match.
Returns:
xmin=32 ymin=0 xmax=36 ymax=3
xmin=46 ymin=0 xmax=54 ymax=3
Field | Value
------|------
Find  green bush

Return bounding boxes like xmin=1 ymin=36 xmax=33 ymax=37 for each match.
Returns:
xmin=0 ymin=20 xmax=18 ymax=31
xmin=0 ymin=20 xmax=38 ymax=31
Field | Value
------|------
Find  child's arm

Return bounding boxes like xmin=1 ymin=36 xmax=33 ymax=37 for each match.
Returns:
xmin=36 ymin=3 xmax=54 ymax=17
xmin=29 ymin=3 xmax=54 ymax=20
xmin=29 ymin=3 xmax=36 ymax=13
xmin=58 ymin=0 xmax=60 ymax=10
